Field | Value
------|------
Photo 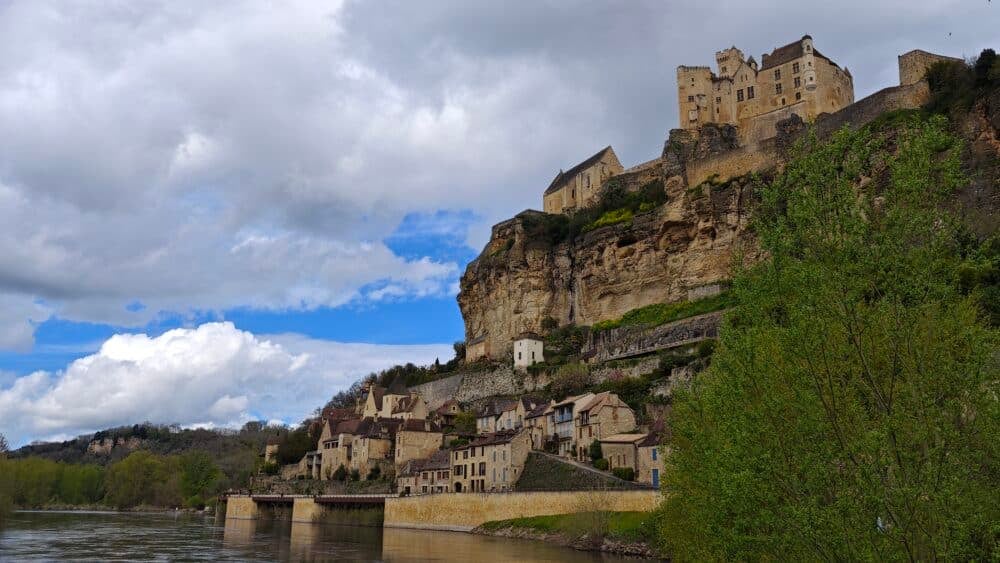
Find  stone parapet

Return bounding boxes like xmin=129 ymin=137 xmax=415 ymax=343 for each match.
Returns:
xmin=384 ymin=490 xmax=660 ymax=532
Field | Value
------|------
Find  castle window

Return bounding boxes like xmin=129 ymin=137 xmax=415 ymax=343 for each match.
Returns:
xmin=736 ymin=89 xmax=744 ymax=102
xmin=716 ymin=96 xmax=721 ymax=104
xmin=781 ymin=97 xmax=786 ymax=105
xmin=775 ymin=83 xmax=783 ymax=94
xmin=795 ymin=92 xmax=802 ymax=101
xmin=721 ymin=66 xmax=727 ymax=74
xmin=794 ymin=77 xmax=801 ymax=88
xmin=774 ymin=69 xmax=781 ymax=80
xmin=806 ymin=45 xmax=812 ymax=52
xmin=687 ymin=95 xmax=694 ymax=102
xmin=747 ymin=86 xmax=755 ymax=99
xmin=792 ymin=62 xmax=800 ymax=74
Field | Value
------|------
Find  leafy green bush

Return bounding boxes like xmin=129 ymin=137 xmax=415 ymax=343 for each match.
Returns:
xmin=366 ymin=466 xmax=381 ymax=481
xmin=659 ymin=112 xmax=999 ymax=560
xmin=349 ymin=468 xmax=360 ymax=481
xmin=582 ymin=208 xmax=633 ymax=232
xmin=593 ymin=458 xmax=610 ymax=471
xmin=612 ymin=467 xmax=635 ymax=481
xmin=588 ymin=439 xmax=603 ymax=462
xmin=261 ymin=461 xmax=280 ymax=476
xmin=332 ymin=465 xmax=347 ymax=482
xmin=592 ymin=292 xmax=734 ymax=332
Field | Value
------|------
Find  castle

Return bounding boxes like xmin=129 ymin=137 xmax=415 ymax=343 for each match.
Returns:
xmin=465 ymin=36 xmax=962 ymax=363
xmin=677 ymin=35 xmax=854 ymax=142
xmin=539 ymin=36 xmax=959 ymax=218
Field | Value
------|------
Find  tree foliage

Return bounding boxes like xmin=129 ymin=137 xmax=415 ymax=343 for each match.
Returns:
xmin=659 ymin=115 xmax=999 ymax=560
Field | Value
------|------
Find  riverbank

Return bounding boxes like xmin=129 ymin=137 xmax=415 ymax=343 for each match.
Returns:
xmin=472 ymin=511 xmax=665 ymax=559
xmin=13 ymin=504 xmax=214 ymax=514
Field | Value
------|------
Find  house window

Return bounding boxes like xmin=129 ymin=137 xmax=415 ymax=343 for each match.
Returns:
xmin=571 ymin=189 xmax=575 ymax=199
xmin=774 ymin=69 xmax=781 ymax=80
xmin=792 ymin=62 xmax=800 ymax=74
xmin=736 ymin=89 xmax=744 ymax=102
xmin=715 ymin=96 xmax=721 ymax=105
xmin=795 ymin=92 xmax=802 ymax=101
xmin=775 ymin=83 xmax=783 ymax=94
xmin=517 ymin=352 xmax=521 ymax=360
xmin=479 ymin=462 xmax=485 ymax=475
xmin=652 ymin=448 xmax=658 ymax=461
xmin=463 ymin=451 xmax=468 ymax=459
xmin=794 ymin=77 xmax=801 ymax=88
xmin=781 ymin=97 xmax=786 ymax=105
xmin=747 ymin=86 xmax=755 ymax=99
xmin=806 ymin=45 xmax=811 ymax=53
xmin=687 ymin=95 xmax=694 ymax=102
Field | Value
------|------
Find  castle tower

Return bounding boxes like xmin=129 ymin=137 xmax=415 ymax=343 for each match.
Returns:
xmin=715 ymin=47 xmax=745 ymax=79
xmin=676 ymin=66 xmax=714 ymax=129
xmin=801 ymin=35 xmax=818 ymax=91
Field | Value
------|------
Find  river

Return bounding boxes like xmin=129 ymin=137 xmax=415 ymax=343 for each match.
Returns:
xmin=0 ymin=511 xmax=637 ymax=562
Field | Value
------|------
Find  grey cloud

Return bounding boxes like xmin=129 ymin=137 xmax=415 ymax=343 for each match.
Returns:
xmin=0 ymin=0 xmax=994 ymax=347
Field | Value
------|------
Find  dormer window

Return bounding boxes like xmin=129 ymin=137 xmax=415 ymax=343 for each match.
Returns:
xmin=806 ymin=45 xmax=812 ymax=53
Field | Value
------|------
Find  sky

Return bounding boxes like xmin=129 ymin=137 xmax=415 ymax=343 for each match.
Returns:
xmin=0 ymin=0 xmax=993 ymax=447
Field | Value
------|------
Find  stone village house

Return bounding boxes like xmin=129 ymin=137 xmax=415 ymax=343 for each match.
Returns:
xmin=573 ymin=391 xmax=638 ymax=462
xmin=360 ymin=384 xmax=428 ymax=420
xmin=450 ymin=429 xmax=532 ymax=493
xmin=513 ymin=334 xmax=544 ymax=371
xmin=600 ymin=432 xmax=665 ymax=488
xmin=397 ymin=449 xmax=452 ymax=495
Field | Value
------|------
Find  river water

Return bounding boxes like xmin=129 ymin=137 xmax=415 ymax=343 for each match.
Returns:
xmin=0 ymin=511 xmax=636 ymax=562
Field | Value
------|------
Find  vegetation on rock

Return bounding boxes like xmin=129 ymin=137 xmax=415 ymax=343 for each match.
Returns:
xmin=592 ymin=291 xmax=734 ymax=332
xmin=658 ymin=105 xmax=999 ymax=560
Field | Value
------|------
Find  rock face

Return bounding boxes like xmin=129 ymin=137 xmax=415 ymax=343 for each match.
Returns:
xmin=458 ymin=172 xmax=757 ymax=358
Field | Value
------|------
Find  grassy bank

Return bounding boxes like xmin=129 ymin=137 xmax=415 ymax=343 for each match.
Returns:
xmin=476 ymin=511 xmax=662 ymax=558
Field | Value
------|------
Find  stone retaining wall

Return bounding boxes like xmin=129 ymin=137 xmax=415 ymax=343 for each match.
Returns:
xmin=384 ymin=490 xmax=661 ymax=532
xmin=583 ymin=311 xmax=723 ymax=363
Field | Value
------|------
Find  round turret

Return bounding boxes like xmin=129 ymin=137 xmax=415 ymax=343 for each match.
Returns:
xmin=801 ymin=36 xmax=817 ymax=91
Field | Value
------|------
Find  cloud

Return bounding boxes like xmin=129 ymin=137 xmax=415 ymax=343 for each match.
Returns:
xmin=0 ymin=0 xmax=995 ymax=346
xmin=0 ymin=322 xmax=452 ymax=447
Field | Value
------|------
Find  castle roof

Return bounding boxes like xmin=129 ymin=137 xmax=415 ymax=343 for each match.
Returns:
xmin=544 ymin=146 xmax=616 ymax=195
xmin=761 ymin=35 xmax=833 ymax=70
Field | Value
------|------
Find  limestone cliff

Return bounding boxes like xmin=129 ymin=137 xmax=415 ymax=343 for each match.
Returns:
xmin=458 ymin=167 xmax=757 ymax=358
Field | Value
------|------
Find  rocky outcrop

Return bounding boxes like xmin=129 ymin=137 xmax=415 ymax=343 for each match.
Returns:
xmin=458 ymin=174 xmax=757 ymax=358
xmin=86 ymin=436 xmax=144 ymax=456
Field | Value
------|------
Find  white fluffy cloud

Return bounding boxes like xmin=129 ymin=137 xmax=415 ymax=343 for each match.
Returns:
xmin=0 ymin=0 xmax=994 ymax=348
xmin=0 ymin=322 xmax=452 ymax=447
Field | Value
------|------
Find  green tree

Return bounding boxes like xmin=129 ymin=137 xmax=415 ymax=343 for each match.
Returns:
xmin=179 ymin=451 xmax=221 ymax=500
xmin=659 ymin=117 xmax=999 ymax=560
xmin=0 ymin=433 xmax=8 ymax=457
xmin=452 ymin=410 xmax=477 ymax=434
xmin=104 ymin=451 xmax=177 ymax=508
xmin=588 ymin=439 xmax=603 ymax=462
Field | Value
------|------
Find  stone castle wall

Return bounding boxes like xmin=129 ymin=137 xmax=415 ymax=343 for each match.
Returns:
xmin=408 ymin=373 xmax=465 ymax=411
xmin=899 ymin=50 xmax=964 ymax=86
xmin=384 ymin=490 xmax=660 ymax=531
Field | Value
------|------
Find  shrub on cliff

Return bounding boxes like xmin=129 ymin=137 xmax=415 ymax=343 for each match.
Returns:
xmin=659 ymin=115 xmax=999 ymax=560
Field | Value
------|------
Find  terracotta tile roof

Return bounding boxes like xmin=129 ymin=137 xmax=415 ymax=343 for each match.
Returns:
xmin=400 ymin=449 xmax=451 ymax=476
xmin=391 ymin=395 xmax=422 ymax=414
xmin=435 ymin=400 xmax=459 ymax=414
xmin=552 ymin=393 xmax=593 ymax=409
xmin=525 ymin=402 xmax=551 ymax=419
xmin=544 ymin=146 xmax=616 ymax=195
xmin=321 ymin=407 xmax=355 ymax=422
xmin=397 ymin=419 xmax=441 ymax=433
xmin=600 ymin=433 xmax=648 ymax=444
xmin=638 ymin=432 xmax=662 ymax=448
xmin=453 ymin=429 xmax=523 ymax=450
xmin=578 ymin=391 xmax=628 ymax=414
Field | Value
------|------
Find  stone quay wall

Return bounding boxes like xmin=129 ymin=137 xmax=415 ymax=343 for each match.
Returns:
xmin=384 ymin=490 xmax=661 ymax=532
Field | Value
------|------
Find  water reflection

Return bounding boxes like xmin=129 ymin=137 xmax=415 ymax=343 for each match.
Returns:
xmin=1 ymin=511 xmax=634 ymax=562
